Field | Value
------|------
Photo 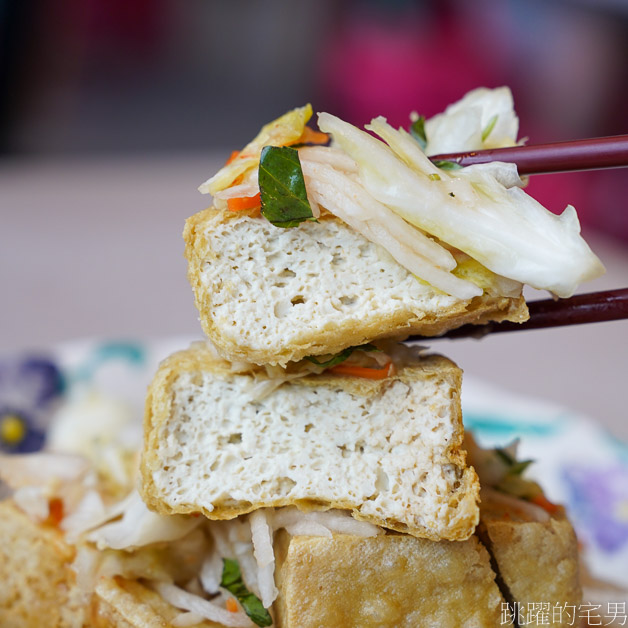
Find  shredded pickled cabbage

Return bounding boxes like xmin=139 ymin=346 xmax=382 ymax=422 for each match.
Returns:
xmin=424 ymin=86 xmax=519 ymax=155
xmin=318 ymin=111 xmax=604 ymax=297
xmin=87 ymin=491 xmax=201 ymax=550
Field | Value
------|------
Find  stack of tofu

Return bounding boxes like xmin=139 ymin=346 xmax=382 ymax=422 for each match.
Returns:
xmin=1 ymin=89 xmax=598 ymax=627
xmin=139 ymin=89 xmax=592 ymax=627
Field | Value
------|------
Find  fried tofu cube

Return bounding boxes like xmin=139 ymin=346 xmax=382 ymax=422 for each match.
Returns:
xmin=479 ymin=497 xmax=581 ymax=628
xmin=274 ymin=532 xmax=503 ymax=628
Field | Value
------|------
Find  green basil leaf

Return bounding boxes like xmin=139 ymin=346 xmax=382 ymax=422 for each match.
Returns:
xmin=495 ymin=448 xmax=534 ymax=477
xmin=410 ymin=115 xmax=427 ymax=150
xmin=306 ymin=343 xmax=378 ymax=368
xmin=259 ymin=146 xmax=314 ymax=228
xmin=240 ymin=594 xmax=272 ymax=627
xmin=508 ymin=459 xmax=534 ymax=476
xmin=482 ymin=114 xmax=498 ymax=142
xmin=431 ymin=159 xmax=463 ymax=171
xmin=220 ymin=558 xmax=272 ymax=626
xmin=495 ymin=448 xmax=515 ymax=466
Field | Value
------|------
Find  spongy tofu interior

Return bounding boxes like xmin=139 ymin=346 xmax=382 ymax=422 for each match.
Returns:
xmin=184 ymin=210 xmax=527 ymax=366
xmin=141 ymin=347 xmax=479 ymax=541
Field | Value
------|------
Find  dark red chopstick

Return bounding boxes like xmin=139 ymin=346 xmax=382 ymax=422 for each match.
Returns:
xmin=430 ymin=135 xmax=628 ymax=175
xmin=407 ymin=288 xmax=628 ymax=341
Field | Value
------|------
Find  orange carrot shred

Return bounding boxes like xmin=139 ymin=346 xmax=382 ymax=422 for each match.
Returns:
xmin=329 ymin=362 xmax=394 ymax=380
xmin=226 ymin=598 xmax=239 ymax=613
xmin=531 ymin=494 xmax=560 ymax=514
xmin=46 ymin=498 xmax=64 ymax=526
xmin=294 ymin=127 xmax=329 ymax=145
xmin=225 ymin=150 xmax=240 ymax=166
xmin=227 ymin=193 xmax=261 ymax=213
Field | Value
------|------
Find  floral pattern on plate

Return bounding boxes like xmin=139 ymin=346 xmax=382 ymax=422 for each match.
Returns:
xmin=0 ymin=357 xmax=64 ymax=453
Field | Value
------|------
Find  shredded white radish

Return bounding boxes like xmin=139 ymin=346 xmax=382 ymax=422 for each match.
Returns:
xmin=249 ymin=510 xmax=278 ymax=607
xmin=184 ymin=577 xmax=205 ymax=597
xmin=234 ymin=545 xmax=260 ymax=599
xmin=88 ymin=491 xmax=201 ymax=550
xmin=249 ymin=510 xmax=274 ymax=568
xmin=61 ymin=489 xmax=106 ymax=541
xmin=272 ymin=507 xmax=315 ymax=529
xmin=272 ymin=508 xmax=331 ymax=536
xmin=209 ymin=519 xmax=261 ymax=598
xmin=319 ymin=111 xmax=604 ymax=298
xmin=302 ymin=159 xmax=455 ymax=270
xmin=172 ymin=612 xmax=206 ymax=627
xmin=93 ymin=490 xmax=137 ymax=524
xmin=298 ymin=145 xmax=358 ymax=172
xmin=307 ymin=180 xmax=480 ymax=300
xmin=302 ymin=161 xmax=482 ymax=300
xmin=71 ymin=545 xmax=102 ymax=598
xmin=273 ymin=507 xmax=382 ymax=537
xmin=200 ymin=551 xmax=224 ymax=595
xmin=13 ymin=485 xmax=50 ymax=521
xmin=208 ymin=521 xmax=233 ymax=557
xmin=257 ymin=562 xmax=277 ymax=610
xmin=308 ymin=194 xmax=321 ymax=218
xmin=245 ymin=369 xmax=318 ymax=401
xmin=214 ymin=183 xmax=260 ymax=201
xmin=283 ymin=520 xmax=332 ymax=537
xmin=227 ymin=516 xmax=254 ymax=545
xmin=481 ymin=487 xmax=550 ymax=523
xmin=0 ymin=452 xmax=88 ymax=489
xmin=305 ymin=510 xmax=383 ymax=537
xmin=152 ymin=581 xmax=254 ymax=628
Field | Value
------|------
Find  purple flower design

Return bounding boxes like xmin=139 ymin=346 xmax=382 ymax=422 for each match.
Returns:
xmin=0 ymin=357 xmax=64 ymax=453
xmin=562 ymin=464 xmax=628 ymax=553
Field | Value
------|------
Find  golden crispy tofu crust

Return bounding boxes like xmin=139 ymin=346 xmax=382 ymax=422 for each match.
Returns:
xmin=479 ymin=499 xmax=582 ymax=628
xmin=92 ymin=578 xmax=221 ymax=628
xmin=273 ymin=532 xmax=504 ymax=628
xmin=0 ymin=500 xmax=85 ymax=628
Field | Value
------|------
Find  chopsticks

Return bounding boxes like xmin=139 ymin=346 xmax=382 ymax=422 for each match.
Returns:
xmin=407 ymin=288 xmax=628 ymax=341
xmin=429 ymin=135 xmax=628 ymax=175
xmin=411 ymin=138 xmax=628 ymax=340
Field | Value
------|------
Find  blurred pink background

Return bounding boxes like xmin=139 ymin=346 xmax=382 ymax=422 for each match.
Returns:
xmin=2 ymin=0 xmax=627 ymax=240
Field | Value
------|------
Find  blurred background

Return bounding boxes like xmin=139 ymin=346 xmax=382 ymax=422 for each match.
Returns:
xmin=1 ymin=0 xmax=628 ymax=436
xmin=2 ymin=0 xmax=627 ymax=233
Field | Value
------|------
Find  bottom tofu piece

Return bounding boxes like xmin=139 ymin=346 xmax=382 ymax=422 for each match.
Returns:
xmin=479 ymin=497 xmax=582 ymax=628
xmin=0 ymin=500 xmax=85 ymax=628
xmin=273 ymin=532 xmax=504 ymax=628
xmin=92 ymin=577 xmax=222 ymax=628
xmin=0 ymin=500 xmax=221 ymax=628
xmin=1 ymin=493 xmax=585 ymax=628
